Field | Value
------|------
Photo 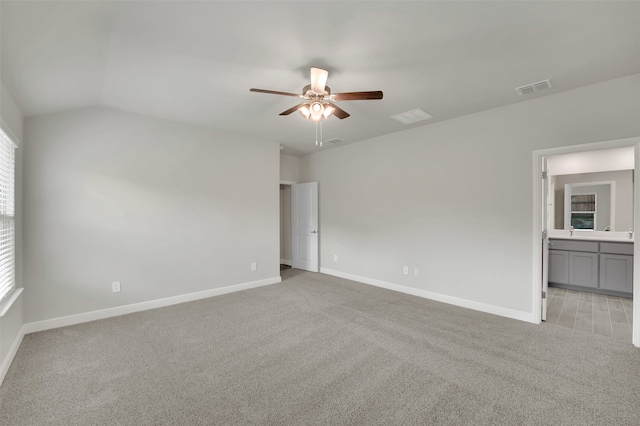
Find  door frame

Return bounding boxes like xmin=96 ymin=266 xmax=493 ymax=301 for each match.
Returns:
xmin=541 ymin=156 xmax=549 ymax=321
xmin=532 ymin=136 xmax=640 ymax=347
xmin=279 ymin=181 xmax=296 ymax=267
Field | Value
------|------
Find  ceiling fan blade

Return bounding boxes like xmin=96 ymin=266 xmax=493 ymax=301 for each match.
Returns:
xmin=310 ymin=67 xmax=328 ymax=93
xmin=332 ymin=91 xmax=383 ymax=101
xmin=326 ymin=102 xmax=350 ymax=119
xmin=279 ymin=103 xmax=306 ymax=116
xmin=250 ymin=88 xmax=301 ymax=97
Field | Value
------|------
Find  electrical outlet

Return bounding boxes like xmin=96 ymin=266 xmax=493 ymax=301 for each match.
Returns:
xmin=333 ymin=254 xmax=338 ymax=262
xmin=414 ymin=268 xmax=419 ymax=276
xmin=251 ymin=262 xmax=257 ymax=271
xmin=403 ymin=266 xmax=409 ymax=275
xmin=112 ymin=281 xmax=121 ymax=293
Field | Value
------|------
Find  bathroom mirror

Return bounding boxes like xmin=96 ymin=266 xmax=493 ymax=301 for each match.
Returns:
xmin=551 ymin=170 xmax=633 ymax=232
xmin=564 ymin=185 xmax=607 ymax=231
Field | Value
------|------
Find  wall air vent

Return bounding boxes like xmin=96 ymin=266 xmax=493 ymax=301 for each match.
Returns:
xmin=515 ymin=79 xmax=552 ymax=95
xmin=391 ymin=108 xmax=434 ymax=125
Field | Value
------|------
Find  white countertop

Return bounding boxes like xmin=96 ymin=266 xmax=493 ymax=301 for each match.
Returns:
xmin=548 ymin=231 xmax=633 ymax=243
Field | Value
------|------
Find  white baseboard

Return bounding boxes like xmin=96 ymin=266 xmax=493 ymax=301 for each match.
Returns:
xmin=0 ymin=324 xmax=26 ymax=386
xmin=320 ymin=268 xmax=536 ymax=324
xmin=23 ymin=276 xmax=282 ymax=335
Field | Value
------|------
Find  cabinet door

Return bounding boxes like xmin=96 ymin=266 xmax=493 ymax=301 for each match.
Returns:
xmin=569 ymin=252 xmax=598 ymax=288
xmin=599 ymin=254 xmax=633 ymax=294
xmin=548 ymin=250 xmax=569 ymax=284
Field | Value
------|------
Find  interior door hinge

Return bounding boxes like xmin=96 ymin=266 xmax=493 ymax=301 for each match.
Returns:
xmin=542 ymin=291 xmax=547 ymax=299
xmin=542 ymin=171 xmax=547 ymax=179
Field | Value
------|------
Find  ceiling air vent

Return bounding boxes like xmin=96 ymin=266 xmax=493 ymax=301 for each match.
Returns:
xmin=515 ymin=79 xmax=552 ymax=96
xmin=391 ymin=108 xmax=434 ymax=125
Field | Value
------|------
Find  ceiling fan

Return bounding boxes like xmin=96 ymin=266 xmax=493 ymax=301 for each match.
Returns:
xmin=250 ymin=67 xmax=383 ymax=122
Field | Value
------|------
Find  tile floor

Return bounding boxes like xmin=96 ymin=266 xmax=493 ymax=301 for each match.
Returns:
xmin=546 ymin=286 xmax=633 ymax=342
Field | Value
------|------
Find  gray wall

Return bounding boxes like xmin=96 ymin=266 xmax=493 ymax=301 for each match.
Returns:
xmin=1 ymin=80 xmax=23 ymax=141
xmin=301 ymin=74 xmax=640 ymax=316
xmin=280 ymin=154 xmax=301 ymax=183
xmin=23 ymin=107 xmax=280 ymax=323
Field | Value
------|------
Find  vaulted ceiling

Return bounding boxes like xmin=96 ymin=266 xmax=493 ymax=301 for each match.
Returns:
xmin=1 ymin=1 xmax=639 ymax=155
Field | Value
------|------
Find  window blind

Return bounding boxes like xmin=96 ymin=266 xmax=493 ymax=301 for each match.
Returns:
xmin=0 ymin=127 xmax=16 ymax=303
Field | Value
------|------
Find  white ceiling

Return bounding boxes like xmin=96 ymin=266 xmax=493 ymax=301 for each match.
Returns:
xmin=1 ymin=1 xmax=639 ymax=155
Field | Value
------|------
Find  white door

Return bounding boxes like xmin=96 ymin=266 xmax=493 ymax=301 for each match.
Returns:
xmin=292 ymin=182 xmax=319 ymax=272
xmin=542 ymin=157 xmax=550 ymax=321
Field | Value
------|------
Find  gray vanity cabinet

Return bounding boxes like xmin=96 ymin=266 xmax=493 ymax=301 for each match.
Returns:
xmin=548 ymin=240 xmax=598 ymax=287
xmin=548 ymin=250 xmax=569 ymax=284
xmin=569 ymin=251 xmax=599 ymax=288
xmin=599 ymin=242 xmax=633 ymax=294
xmin=548 ymin=239 xmax=633 ymax=297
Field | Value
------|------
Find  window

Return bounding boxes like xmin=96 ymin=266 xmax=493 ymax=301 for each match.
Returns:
xmin=570 ymin=194 xmax=596 ymax=230
xmin=0 ymin=127 xmax=16 ymax=303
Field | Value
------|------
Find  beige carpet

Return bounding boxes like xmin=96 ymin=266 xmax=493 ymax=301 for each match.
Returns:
xmin=1 ymin=269 xmax=639 ymax=425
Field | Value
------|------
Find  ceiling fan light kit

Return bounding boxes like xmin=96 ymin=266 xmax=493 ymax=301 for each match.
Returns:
xmin=300 ymin=101 xmax=334 ymax=122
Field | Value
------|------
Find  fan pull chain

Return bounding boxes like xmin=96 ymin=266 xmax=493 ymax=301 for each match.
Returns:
xmin=315 ymin=121 xmax=323 ymax=147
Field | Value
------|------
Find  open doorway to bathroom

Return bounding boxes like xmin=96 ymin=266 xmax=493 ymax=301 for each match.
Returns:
xmin=534 ymin=137 xmax=640 ymax=347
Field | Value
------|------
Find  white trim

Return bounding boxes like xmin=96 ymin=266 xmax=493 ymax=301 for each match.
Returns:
xmin=321 ymin=268 xmax=536 ymax=324
xmin=23 ymin=276 xmax=281 ymax=335
xmin=534 ymin=137 xmax=640 ymax=157
xmin=634 ymin=144 xmax=640 ymax=347
xmin=532 ymin=151 xmax=544 ymax=324
xmin=0 ymin=288 xmax=23 ymax=317
xmin=533 ymin=136 xmax=640 ymax=347
xmin=0 ymin=324 xmax=26 ymax=386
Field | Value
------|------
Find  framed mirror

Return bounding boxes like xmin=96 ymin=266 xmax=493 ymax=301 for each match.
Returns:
xmin=552 ymin=171 xmax=633 ymax=232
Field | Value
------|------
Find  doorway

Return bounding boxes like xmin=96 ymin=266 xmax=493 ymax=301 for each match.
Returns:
xmin=280 ymin=182 xmax=294 ymax=270
xmin=280 ymin=181 xmax=320 ymax=275
xmin=533 ymin=137 xmax=640 ymax=347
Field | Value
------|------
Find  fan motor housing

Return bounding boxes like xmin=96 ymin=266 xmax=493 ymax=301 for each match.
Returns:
xmin=303 ymin=84 xmax=331 ymax=98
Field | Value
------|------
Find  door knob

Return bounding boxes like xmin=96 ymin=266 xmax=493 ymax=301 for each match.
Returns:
xmin=311 ymin=230 xmax=317 ymax=234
